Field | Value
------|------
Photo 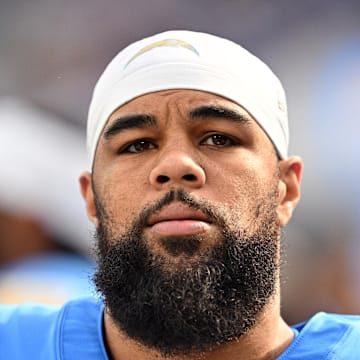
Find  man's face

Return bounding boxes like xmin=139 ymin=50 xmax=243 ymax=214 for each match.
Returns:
xmin=81 ymin=90 xmax=300 ymax=355
xmin=92 ymin=89 xmax=281 ymax=239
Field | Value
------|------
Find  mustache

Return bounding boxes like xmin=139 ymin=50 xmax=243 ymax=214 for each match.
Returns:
xmin=135 ymin=188 xmax=226 ymax=230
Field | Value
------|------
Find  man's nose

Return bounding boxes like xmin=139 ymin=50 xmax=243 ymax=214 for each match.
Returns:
xmin=149 ymin=149 xmax=206 ymax=190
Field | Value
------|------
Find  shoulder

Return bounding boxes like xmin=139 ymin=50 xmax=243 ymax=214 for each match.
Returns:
xmin=0 ymin=301 xmax=61 ymax=340
xmin=0 ymin=297 xmax=106 ymax=360
xmin=279 ymin=313 xmax=360 ymax=359
xmin=294 ymin=312 xmax=360 ymax=338
xmin=0 ymin=300 xmax=62 ymax=359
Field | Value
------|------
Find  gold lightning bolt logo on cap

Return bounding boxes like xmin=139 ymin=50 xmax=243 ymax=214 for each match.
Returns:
xmin=125 ymin=38 xmax=200 ymax=68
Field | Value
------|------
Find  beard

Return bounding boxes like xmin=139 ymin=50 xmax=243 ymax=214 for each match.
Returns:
xmin=93 ymin=187 xmax=281 ymax=357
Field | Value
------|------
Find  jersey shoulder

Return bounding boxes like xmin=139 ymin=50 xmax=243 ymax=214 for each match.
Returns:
xmin=0 ymin=301 xmax=61 ymax=359
xmin=281 ymin=312 xmax=360 ymax=359
xmin=0 ymin=297 xmax=106 ymax=360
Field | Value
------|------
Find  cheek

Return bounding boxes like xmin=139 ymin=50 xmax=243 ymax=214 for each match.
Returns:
xmin=207 ymin=159 xmax=267 ymax=202
xmin=96 ymin=169 xmax=149 ymax=231
xmin=206 ymin=162 xmax=276 ymax=223
xmin=223 ymin=176 xmax=264 ymax=215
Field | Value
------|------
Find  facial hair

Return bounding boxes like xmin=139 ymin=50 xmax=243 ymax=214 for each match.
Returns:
xmin=93 ymin=187 xmax=281 ymax=357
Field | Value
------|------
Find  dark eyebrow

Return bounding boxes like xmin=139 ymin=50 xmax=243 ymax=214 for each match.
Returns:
xmin=103 ymin=114 xmax=156 ymax=139
xmin=189 ymin=105 xmax=251 ymax=125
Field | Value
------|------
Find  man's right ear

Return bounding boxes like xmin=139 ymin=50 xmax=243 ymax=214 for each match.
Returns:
xmin=79 ymin=171 xmax=99 ymax=226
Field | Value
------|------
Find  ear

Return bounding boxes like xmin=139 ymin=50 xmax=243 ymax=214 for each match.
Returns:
xmin=277 ymin=156 xmax=303 ymax=227
xmin=79 ymin=171 xmax=99 ymax=226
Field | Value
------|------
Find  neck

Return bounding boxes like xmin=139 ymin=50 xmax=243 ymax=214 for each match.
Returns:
xmin=103 ymin=296 xmax=294 ymax=360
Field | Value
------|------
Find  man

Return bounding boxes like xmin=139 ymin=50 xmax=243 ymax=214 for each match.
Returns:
xmin=1 ymin=30 xmax=359 ymax=359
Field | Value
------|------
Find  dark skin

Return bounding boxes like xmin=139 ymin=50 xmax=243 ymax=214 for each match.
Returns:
xmin=80 ymin=89 xmax=303 ymax=359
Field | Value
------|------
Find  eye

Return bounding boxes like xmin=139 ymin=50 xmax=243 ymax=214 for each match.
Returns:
xmin=201 ymin=134 xmax=238 ymax=147
xmin=120 ymin=139 xmax=156 ymax=154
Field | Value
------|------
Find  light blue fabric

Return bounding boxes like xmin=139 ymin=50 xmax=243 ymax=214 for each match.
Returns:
xmin=0 ymin=297 xmax=108 ymax=360
xmin=1 ymin=297 xmax=360 ymax=359
xmin=279 ymin=312 xmax=360 ymax=359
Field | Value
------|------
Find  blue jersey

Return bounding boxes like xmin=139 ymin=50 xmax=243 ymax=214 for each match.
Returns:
xmin=279 ymin=312 xmax=360 ymax=359
xmin=1 ymin=297 xmax=360 ymax=359
xmin=0 ymin=297 xmax=107 ymax=359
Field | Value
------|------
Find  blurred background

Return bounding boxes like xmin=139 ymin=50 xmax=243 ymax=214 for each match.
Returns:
xmin=0 ymin=0 xmax=359 ymax=323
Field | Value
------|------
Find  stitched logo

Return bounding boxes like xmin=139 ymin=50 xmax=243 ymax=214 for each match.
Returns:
xmin=125 ymin=39 xmax=199 ymax=68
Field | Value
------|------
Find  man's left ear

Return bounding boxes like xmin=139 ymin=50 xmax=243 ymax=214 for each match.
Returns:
xmin=277 ymin=156 xmax=303 ymax=227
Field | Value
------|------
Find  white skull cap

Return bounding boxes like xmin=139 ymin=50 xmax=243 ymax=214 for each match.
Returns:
xmin=87 ymin=30 xmax=289 ymax=165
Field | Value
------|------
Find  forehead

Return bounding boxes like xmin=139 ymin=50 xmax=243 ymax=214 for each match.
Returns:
xmin=107 ymin=89 xmax=255 ymax=122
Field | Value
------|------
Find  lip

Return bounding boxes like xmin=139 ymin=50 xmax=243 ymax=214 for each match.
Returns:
xmin=147 ymin=203 xmax=211 ymax=226
xmin=146 ymin=203 xmax=212 ymax=237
